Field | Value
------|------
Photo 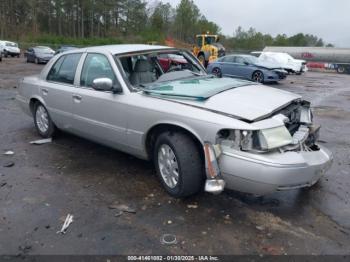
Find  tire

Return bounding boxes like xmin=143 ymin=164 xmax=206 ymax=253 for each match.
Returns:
xmin=337 ymin=66 xmax=346 ymax=74
xmin=33 ymin=102 xmax=56 ymax=138
xmin=154 ymin=131 xmax=204 ymax=198
xmin=252 ymin=70 xmax=264 ymax=83
xmin=212 ymin=67 xmax=222 ymax=78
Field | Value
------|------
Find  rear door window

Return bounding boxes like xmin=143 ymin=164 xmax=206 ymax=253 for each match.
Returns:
xmin=47 ymin=53 xmax=82 ymax=85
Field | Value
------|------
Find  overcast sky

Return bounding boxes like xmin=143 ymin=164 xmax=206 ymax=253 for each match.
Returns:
xmin=158 ymin=0 xmax=350 ymax=47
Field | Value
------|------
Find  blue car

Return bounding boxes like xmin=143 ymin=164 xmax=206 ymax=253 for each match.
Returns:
xmin=207 ymin=54 xmax=287 ymax=83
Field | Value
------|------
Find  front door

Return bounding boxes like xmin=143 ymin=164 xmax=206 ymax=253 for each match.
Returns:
xmin=71 ymin=53 xmax=127 ymax=149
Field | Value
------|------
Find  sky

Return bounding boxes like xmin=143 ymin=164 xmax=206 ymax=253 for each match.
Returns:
xmin=157 ymin=0 xmax=350 ymax=47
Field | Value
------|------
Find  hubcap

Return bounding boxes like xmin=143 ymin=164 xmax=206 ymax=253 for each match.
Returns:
xmin=35 ymin=105 xmax=49 ymax=133
xmin=158 ymin=144 xmax=179 ymax=189
xmin=253 ymin=72 xmax=263 ymax=83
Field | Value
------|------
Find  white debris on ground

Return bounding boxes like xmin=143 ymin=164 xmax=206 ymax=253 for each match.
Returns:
xmin=3 ymin=151 xmax=14 ymax=155
xmin=56 ymin=214 xmax=74 ymax=234
xmin=30 ymin=138 xmax=52 ymax=145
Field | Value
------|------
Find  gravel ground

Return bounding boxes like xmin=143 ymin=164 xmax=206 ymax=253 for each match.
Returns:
xmin=0 ymin=57 xmax=349 ymax=256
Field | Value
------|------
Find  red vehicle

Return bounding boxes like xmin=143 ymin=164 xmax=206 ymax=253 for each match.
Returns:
xmin=158 ymin=53 xmax=188 ymax=72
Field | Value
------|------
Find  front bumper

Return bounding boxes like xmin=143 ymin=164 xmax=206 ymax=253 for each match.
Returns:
xmin=218 ymin=145 xmax=333 ymax=195
xmin=265 ymin=71 xmax=286 ymax=82
xmin=5 ymin=50 xmax=20 ymax=56
xmin=37 ymin=57 xmax=52 ymax=63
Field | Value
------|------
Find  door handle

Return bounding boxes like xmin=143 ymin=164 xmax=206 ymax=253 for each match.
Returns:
xmin=72 ymin=94 xmax=82 ymax=102
xmin=41 ymin=88 xmax=48 ymax=95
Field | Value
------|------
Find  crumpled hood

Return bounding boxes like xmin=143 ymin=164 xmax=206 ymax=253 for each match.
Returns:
xmin=166 ymin=84 xmax=301 ymax=122
xmin=144 ymin=77 xmax=301 ymax=122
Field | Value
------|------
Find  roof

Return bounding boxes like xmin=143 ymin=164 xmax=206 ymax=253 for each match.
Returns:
xmin=84 ymin=44 xmax=172 ymax=55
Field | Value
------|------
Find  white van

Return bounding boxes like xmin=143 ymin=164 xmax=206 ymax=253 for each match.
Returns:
xmin=0 ymin=40 xmax=21 ymax=58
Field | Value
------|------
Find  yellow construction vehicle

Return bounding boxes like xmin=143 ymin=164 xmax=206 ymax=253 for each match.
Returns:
xmin=192 ymin=34 xmax=226 ymax=67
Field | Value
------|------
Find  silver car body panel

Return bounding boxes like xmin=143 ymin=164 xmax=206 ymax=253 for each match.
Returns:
xmin=16 ymin=44 xmax=333 ymax=195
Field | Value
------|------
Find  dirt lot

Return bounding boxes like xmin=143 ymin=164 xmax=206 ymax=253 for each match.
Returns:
xmin=0 ymin=57 xmax=350 ymax=256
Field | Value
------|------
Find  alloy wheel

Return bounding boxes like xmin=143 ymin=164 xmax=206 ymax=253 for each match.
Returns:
xmin=158 ymin=144 xmax=179 ymax=189
xmin=253 ymin=71 xmax=264 ymax=83
xmin=35 ymin=105 xmax=49 ymax=133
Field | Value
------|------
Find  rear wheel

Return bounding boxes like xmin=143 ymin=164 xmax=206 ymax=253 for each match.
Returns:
xmin=154 ymin=131 xmax=204 ymax=198
xmin=337 ymin=65 xmax=346 ymax=74
xmin=252 ymin=70 xmax=264 ymax=83
xmin=33 ymin=102 xmax=56 ymax=138
xmin=212 ymin=67 xmax=222 ymax=78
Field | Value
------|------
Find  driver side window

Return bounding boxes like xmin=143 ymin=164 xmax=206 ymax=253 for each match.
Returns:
xmin=80 ymin=53 xmax=116 ymax=88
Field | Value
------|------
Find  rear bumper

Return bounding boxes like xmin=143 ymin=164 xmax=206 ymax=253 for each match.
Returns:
xmin=219 ymin=145 xmax=333 ymax=195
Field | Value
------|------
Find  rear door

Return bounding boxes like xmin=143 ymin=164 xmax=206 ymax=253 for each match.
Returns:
xmin=71 ymin=52 xmax=127 ymax=148
xmin=220 ymin=56 xmax=236 ymax=76
xmin=44 ymin=53 xmax=82 ymax=129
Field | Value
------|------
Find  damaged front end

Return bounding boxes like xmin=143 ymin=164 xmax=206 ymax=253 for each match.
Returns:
xmin=203 ymin=100 xmax=332 ymax=195
xmin=216 ymin=100 xmax=321 ymax=154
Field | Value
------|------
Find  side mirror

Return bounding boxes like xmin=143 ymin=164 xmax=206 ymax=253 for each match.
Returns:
xmin=92 ymin=78 xmax=113 ymax=91
xmin=244 ymin=61 xmax=249 ymax=65
xmin=92 ymin=78 xmax=123 ymax=93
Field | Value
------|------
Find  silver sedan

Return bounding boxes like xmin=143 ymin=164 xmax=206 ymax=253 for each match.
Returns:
xmin=16 ymin=44 xmax=333 ymax=197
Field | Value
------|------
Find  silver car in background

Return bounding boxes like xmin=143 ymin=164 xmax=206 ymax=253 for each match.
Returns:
xmin=16 ymin=45 xmax=333 ymax=197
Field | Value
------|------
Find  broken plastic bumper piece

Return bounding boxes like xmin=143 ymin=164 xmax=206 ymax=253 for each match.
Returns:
xmin=203 ymin=142 xmax=225 ymax=194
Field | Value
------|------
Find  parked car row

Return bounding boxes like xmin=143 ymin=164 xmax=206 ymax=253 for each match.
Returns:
xmin=207 ymin=51 xmax=307 ymax=83
xmin=0 ymin=39 xmax=78 ymax=64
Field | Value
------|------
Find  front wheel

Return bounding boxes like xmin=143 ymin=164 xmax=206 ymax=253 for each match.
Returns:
xmin=33 ymin=102 xmax=56 ymax=138
xmin=252 ymin=70 xmax=264 ymax=83
xmin=154 ymin=132 xmax=204 ymax=198
xmin=212 ymin=67 xmax=222 ymax=78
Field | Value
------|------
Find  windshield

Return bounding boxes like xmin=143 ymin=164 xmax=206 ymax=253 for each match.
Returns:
xmin=117 ymin=49 xmax=206 ymax=88
xmin=116 ymin=49 xmax=251 ymax=100
xmin=6 ymin=42 xmax=17 ymax=47
xmin=204 ymin=36 xmax=217 ymax=45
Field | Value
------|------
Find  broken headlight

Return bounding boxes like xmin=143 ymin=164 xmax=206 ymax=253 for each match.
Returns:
xmin=299 ymin=106 xmax=313 ymax=125
xmin=217 ymin=126 xmax=293 ymax=152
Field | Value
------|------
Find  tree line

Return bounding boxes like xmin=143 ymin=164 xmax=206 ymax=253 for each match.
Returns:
xmin=0 ymin=0 xmax=332 ymax=50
